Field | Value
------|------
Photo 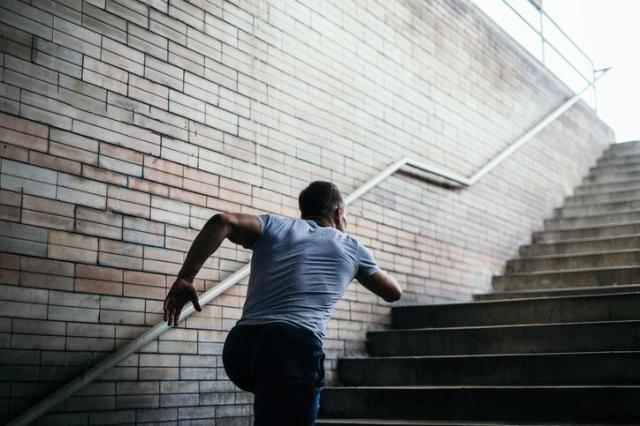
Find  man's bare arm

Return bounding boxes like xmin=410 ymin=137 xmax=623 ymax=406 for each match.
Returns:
xmin=177 ymin=213 xmax=262 ymax=281
xmin=164 ymin=212 xmax=262 ymax=326
xmin=357 ymin=270 xmax=403 ymax=302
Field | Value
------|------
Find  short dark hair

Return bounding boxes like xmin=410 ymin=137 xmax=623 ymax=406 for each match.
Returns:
xmin=298 ymin=181 xmax=344 ymax=220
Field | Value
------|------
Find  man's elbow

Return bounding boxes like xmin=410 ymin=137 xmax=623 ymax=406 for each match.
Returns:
xmin=208 ymin=213 xmax=232 ymax=236
xmin=383 ymin=285 xmax=403 ymax=303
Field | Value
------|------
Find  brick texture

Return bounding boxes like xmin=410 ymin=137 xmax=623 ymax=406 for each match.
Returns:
xmin=0 ymin=0 xmax=613 ymax=424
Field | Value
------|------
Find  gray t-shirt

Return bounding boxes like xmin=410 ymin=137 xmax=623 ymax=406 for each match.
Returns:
xmin=236 ymin=214 xmax=381 ymax=340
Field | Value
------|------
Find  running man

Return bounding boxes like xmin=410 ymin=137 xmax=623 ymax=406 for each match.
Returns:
xmin=163 ymin=180 xmax=403 ymax=425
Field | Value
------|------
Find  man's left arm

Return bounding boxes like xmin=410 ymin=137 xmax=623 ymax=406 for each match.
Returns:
xmin=163 ymin=212 xmax=262 ymax=326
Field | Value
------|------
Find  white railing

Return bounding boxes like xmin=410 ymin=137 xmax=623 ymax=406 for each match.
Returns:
xmin=7 ymin=73 xmax=608 ymax=425
xmin=473 ymin=0 xmax=600 ymax=111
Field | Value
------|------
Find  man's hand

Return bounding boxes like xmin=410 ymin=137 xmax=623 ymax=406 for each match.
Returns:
xmin=163 ymin=277 xmax=202 ymax=326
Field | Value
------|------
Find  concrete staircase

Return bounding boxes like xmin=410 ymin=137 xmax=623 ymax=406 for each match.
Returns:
xmin=317 ymin=141 xmax=640 ymax=425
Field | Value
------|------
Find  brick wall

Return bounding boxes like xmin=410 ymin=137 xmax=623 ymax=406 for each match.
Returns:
xmin=0 ymin=0 xmax=613 ymax=423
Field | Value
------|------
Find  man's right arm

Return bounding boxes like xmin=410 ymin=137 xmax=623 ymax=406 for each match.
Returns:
xmin=357 ymin=270 xmax=403 ymax=302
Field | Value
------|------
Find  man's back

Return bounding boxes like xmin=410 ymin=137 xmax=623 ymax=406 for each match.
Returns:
xmin=164 ymin=180 xmax=402 ymax=424
xmin=238 ymin=214 xmax=380 ymax=341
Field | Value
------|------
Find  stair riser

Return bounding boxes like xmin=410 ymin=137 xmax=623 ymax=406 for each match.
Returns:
xmin=338 ymin=353 xmax=640 ymax=386
xmin=589 ymin=155 xmax=640 ymax=172
xmin=473 ymin=284 xmax=640 ymax=301
xmin=584 ymin=170 xmax=640 ymax=183
xmin=546 ymin=212 xmax=640 ymax=229
xmin=533 ymin=223 xmax=640 ymax=242
xmin=393 ymin=293 xmax=640 ymax=328
xmin=575 ymin=180 xmax=640 ymax=195
xmin=493 ymin=267 xmax=640 ymax=291
xmin=319 ymin=387 xmax=640 ymax=422
xmin=565 ymin=189 xmax=640 ymax=204
xmin=598 ymin=156 xmax=640 ymax=168
xmin=589 ymin=162 xmax=640 ymax=175
xmin=519 ymin=236 xmax=640 ymax=256
xmin=506 ymin=251 xmax=640 ymax=273
xmin=602 ymin=143 xmax=640 ymax=157
xmin=560 ymin=199 xmax=640 ymax=214
xmin=366 ymin=321 xmax=640 ymax=356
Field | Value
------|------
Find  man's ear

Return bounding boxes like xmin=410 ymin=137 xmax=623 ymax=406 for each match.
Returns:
xmin=332 ymin=205 xmax=341 ymax=226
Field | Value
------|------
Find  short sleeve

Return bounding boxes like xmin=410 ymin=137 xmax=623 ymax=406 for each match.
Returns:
xmin=355 ymin=241 xmax=381 ymax=281
xmin=248 ymin=214 xmax=272 ymax=250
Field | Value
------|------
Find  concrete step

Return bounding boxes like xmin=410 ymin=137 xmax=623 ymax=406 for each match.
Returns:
xmin=493 ymin=265 xmax=640 ymax=291
xmin=565 ymin=187 xmax=640 ymax=204
xmin=319 ymin=386 xmax=640 ymax=422
xmin=561 ymin=198 xmax=640 ymax=214
xmin=575 ymin=179 xmax=640 ymax=195
xmin=598 ymin=153 xmax=640 ymax=167
xmin=546 ymin=210 xmax=640 ymax=229
xmin=602 ymin=140 xmax=640 ymax=156
xmin=337 ymin=351 xmax=640 ymax=386
xmin=584 ymin=169 xmax=640 ymax=183
xmin=473 ymin=283 xmax=640 ymax=301
xmin=317 ymin=420 xmax=509 ymax=426
xmin=317 ymin=422 xmax=606 ymax=426
xmin=505 ymin=249 xmax=640 ymax=273
xmin=533 ymin=221 xmax=640 ymax=242
xmin=316 ymin=420 xmax=584 ymax=426
xmin=366 ymin=320 xmax=640 ymax=356
xmin=519 ymin=234 xmax=640 ymax=256
xmin=392 ymin=292 xmax=640 ymax=328
xmin=588 ymin=162 xmax=640 ymax=176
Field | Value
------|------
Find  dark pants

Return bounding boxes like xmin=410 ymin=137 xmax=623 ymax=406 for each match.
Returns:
xmin=222 ymin=321 xmax=326 ymax=425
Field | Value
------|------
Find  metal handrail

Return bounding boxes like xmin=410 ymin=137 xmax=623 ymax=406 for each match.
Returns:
xmin=7 ymin=72 xmax=609 ymax=425
xmin=493 ymin=0 xmax=599 ymax=109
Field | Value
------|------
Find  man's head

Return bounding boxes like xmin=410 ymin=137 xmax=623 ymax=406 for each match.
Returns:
xmin=298 ymin=181 xmax=347 ymax=232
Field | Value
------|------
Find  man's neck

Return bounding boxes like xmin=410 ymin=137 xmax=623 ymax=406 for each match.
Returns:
xmin=303 ymin=216 xmax=333 ymax=228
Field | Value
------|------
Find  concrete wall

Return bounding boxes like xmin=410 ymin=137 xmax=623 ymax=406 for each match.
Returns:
xmin=0 ymin=0 xmax=613 ymax=423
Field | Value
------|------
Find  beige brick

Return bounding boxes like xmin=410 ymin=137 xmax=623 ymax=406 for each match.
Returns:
xmin=187 ymin=27 xmax=222 ymax=65
xmin=150 ymin=10 xmax=187 ymax=45
xmin=107 ymin=0 xmax=148 ymax=27
xmin=102 ymin=38 xmax=144 ymax=74
xmin=0 ymin=126 xmax=47 ymax=152
xmin=29 ymin=151 xmax=81 ymax=175
xmin=82 ymin=164 xmax=128 ymax=186
xmin=128 ymin=74 xmax=168 ymax=110
xmin=124 ymin=270 xmax=165 ymax=287
xmin=22 ymin=256 xmax=74 ymax=277
xmin=124 ymin=283 xmax=166 ymax=300
xmin=82 ymin=2 xmax=127 ymax=43
xmin=128 ymin=23 xmax=167 ymax=60
xmin=76 ymin=264 xmax=122 ymax=282
xmin=168 ymin=41 xmax=204 ymax=76
xmin=169 ymin=0 xmax=204 ymax=31
xmin=75 ymin=278 xmax=123 ymax=296
xmin=144 ymin=56 xmax=183 ymax=91
xmin=48 ymin=229 xmax=98 ymax=250
xmin=107 ymin=198 xmax=150 ymax=218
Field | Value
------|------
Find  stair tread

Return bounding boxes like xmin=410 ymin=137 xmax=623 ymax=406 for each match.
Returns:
xmin=317 ymin=419 xmax=541 ymax=425
xmin=341 ymin=350 xmax=640 ymax=360
xmin=564 ymin=195 xmax=640 ymax=207
xmin=474 ymin=283 xmax=640 ymax=300
xmin=369 ymin=319 xmax=640 ymax=333
xmin=497 ymin=264 xmax=640 ymax=277
xmin=324 ymin=385 xmax=640 ymax=389
xmin=537 ymin=219 xmax=640 ymax=233
xmin=513 ymin=247 xmax=640 ymax=260
xmin=398 ymin=290 xmax=638 ymax=309
xmin=528 ymin=233 xmax=640 ymax=245
xmin=552 ymin=208 xmax=640 ymax=220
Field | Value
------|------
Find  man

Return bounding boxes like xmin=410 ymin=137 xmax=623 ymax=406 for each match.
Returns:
xmin=163 ymin=181 xmax=402 ymax=425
